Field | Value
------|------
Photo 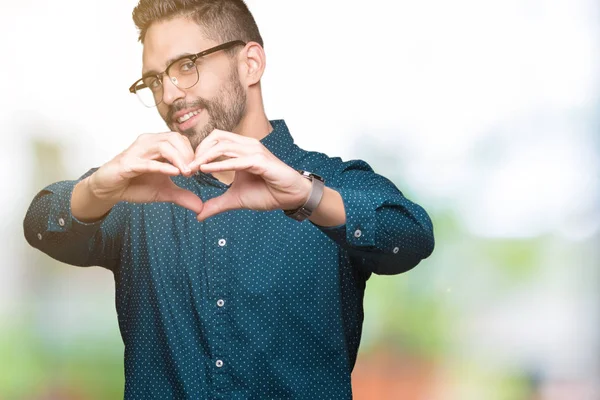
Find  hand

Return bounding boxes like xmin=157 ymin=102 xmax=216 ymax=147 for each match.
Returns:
xmin=84 ymin=132 xmax=204 ymax=214
xmin=188 ymin=129 xmax=312 ymax=221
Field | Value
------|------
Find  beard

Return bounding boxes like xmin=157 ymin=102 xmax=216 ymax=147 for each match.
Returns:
xmin=164 ymin=66 xmax=247 ymax=150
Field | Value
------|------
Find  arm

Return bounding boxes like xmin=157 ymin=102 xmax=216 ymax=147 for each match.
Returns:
xmin=312 ymin=159 xmax=435 ymax=275
xmin=23 ymin=131 xmax=206 ymax=270
xmin=184 ymin=129 xmax=433 ymax=273
xmin=23 ymin=169 xmax=127 ymax=271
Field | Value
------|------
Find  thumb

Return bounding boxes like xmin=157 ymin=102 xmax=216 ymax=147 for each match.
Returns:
xmin=159 ymin=185 xmax=205 ymax=215
xmin=196 ymin=191 xmax=240 ymax=222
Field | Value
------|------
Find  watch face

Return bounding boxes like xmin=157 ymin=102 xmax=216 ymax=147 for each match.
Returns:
xmin=299 ymin=170 xmax=324 ymax=182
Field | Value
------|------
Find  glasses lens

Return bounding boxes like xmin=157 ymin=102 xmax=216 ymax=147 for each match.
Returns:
xmin=131 ymin=57 xmax=200 ymax=107
xmin=167 ymin=57 xmax=199 ymax=90
xmin=133 ymin=78 xmax=162 ymax=108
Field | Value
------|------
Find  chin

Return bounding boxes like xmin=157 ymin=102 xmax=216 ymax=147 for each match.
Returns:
xmin=188 ymin=126 xmax=213 ymax=149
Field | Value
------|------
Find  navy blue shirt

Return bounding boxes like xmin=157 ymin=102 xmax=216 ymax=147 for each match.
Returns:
xmin=24 ymin=120 xmax=434 ymax=399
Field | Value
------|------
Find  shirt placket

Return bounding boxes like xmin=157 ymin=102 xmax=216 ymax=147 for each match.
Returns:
xmin=204 ymin=189 xmax=234 ymax=396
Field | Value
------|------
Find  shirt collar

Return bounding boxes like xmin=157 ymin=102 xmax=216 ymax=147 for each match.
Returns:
xmin=260 ymin=119 xmax=295 ymax=162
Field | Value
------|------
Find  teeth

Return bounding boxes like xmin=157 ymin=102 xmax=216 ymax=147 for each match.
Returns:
xmin=177 ymin=110 xmax=200 ymax=123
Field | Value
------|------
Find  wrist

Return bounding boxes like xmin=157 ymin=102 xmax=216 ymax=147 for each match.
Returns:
xmin=296 ymin=176 xmax=313 ymax=208
xmin=307 ymin=186 xmax=346 ymax=227
xmin=283 ymin=170 xmax=325 ymax=222
xmin=71 ymin=177 xmax=117 ymax=223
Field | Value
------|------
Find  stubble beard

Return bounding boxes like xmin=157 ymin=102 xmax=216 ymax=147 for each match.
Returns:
xmin=165 ymin=67 xmax=247 ymax=150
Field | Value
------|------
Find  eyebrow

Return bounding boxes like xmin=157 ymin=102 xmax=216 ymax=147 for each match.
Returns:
xmin=142 ymin=52 xmax=195 ymax=79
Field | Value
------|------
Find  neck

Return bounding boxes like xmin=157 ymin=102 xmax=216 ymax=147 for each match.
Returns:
xmin=233 ymin=111 xmax=273 ymax=141
xmin=233 ymin=86 xmax=273 ymax=140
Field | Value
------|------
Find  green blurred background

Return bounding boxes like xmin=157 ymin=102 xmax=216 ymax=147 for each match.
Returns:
xmin=1 ymin=0 xmax=598 ymax=399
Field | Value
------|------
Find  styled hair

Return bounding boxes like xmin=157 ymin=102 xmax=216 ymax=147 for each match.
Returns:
xmin=132 ymin=0 xmax=264 ymax=49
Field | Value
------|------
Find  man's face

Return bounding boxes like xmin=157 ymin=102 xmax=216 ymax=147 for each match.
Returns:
xmin=142 ymin=17 xmax=247 ymax=150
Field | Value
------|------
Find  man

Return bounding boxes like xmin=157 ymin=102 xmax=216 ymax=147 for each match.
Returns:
xmin=23 ymin=0 xmax=435 ymax=398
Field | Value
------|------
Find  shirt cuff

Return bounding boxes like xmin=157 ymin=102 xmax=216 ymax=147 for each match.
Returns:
xmin=314 ymin=186 xmax=377 ymax=249
xmin=46 ymin=180 xmax=106 ymax=235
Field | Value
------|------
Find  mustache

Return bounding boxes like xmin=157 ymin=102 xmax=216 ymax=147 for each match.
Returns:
xmin=167 ymin=98 xmax=211 ymax=124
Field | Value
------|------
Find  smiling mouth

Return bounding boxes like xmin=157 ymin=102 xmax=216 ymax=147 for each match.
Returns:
xmin=176 ymin=109 xmax=202 ymax=124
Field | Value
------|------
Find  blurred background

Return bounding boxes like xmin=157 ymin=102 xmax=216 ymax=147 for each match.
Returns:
xmin=1 ymin=0 xmax=598 ymax=399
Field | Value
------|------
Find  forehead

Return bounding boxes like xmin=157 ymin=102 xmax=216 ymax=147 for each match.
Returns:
xmin=142 ymin=16 xmax=214 ymax=73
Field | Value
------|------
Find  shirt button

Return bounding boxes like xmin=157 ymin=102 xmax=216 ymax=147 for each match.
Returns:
xmin=216 ymin=360 xmax=224 ymax=368
xmin=217 ymin=299 xmax=225 ymax=307
xmin=393 ymin=247 xmax=400 ymax=254
xmin=354 ymin=229 xmax=362 ymax=238
xmin=58 ymin=218 xmax=65 ymax=227
xmin=37 ymin=233 xmax=43 ymax=240
xmin=218 ymin=239 xmax=227 ymax=247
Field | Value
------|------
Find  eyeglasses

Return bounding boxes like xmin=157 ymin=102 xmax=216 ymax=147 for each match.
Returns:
xmin=129 ymin=40 xmax=246 ymax=107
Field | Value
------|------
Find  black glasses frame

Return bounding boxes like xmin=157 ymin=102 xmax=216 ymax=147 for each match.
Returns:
xmin=128 ymin=40 xmax=246 ymax=104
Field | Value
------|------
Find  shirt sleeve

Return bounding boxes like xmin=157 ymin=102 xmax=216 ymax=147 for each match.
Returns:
xmin=314 ymin=158 xmax=435 ymax=275
xmin=22 ymin=168 xmax=127 ymax=271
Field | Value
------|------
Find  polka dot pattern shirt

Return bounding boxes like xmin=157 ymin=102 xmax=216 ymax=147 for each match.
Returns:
xmin=24 ymin=120 xmax=434 ymax=399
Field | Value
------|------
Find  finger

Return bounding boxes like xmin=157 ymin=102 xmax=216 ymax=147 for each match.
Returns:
xmin=199 ymin=156 xmax=262 ymax=174
xmin=194 ymin=130 xmax=233 ymax=154
xmin=129 ymin=131 xmax=177 ymax=157
xmin=196 ymin=191 xmax=240 ymax=222
xmin=190 ymin=137 xmax=235 ymax=170
xmin=164 ymin=133 xmax=195 ymax=174
xmin=191 ymin=130 xmax=256 ymax=165
xmin=193 ymin=142 xmax=254 ymax=168
xmin=149 ymin=140 xmax=192 ymax=175
xmin=204 ymin=129 xmax=256 ymax=146
xmin=157 ymin=184 xmax=205 ymax=215
xmin=121 ymin=159 xmax=181 ymax=179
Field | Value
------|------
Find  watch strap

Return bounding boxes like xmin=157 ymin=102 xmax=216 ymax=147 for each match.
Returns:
xmin=284 ymin=170 xmax=325 ymax=221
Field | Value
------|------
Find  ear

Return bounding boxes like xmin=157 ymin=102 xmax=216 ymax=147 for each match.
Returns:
xmin=238 ymin=41 xmax=266 ymax=87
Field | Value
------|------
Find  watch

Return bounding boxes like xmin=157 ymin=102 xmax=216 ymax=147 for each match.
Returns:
xmin=283 ymin=170 xmax=325 ymax=221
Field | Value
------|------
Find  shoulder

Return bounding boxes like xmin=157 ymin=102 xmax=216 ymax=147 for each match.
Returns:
xmin=290 ymin=144 xmax=375 ymax=182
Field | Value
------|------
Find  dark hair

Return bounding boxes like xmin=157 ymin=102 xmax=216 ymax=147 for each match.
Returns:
xmin=132 ymin=0 xmax=264 ymax=49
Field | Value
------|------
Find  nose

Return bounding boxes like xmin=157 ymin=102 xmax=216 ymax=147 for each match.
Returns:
xmin=161 ymin=75 xmax=186 ymax=105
